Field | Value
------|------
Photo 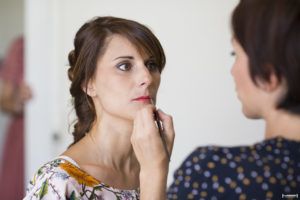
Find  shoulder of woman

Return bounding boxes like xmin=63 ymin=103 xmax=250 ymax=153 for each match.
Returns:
xmin=24 ymin=159 xmax=79 ymax=199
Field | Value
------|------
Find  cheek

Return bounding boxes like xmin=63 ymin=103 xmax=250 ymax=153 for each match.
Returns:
xmin=232 ymin=61 xmax=247 ymax=87
xmin=231 ymin=57 xmax=240 ymax=77
xmin=96 ymin=77 xmax=133 ymax=117
xmin=152 ymin=73 xmax=161 ymax=90
xmin=231 ymin=64 xmax=241 ymax=85
xmin=99 ymin=76 xmax=130 ymax=101
xmin=94 ymin=72 xmax=126 ymax=107
xmin=230 ymin=62 xmax=236 ymax=76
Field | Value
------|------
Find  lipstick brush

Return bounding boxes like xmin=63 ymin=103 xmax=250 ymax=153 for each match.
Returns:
xmin=150 ymin=99 xmax=170 ymax=162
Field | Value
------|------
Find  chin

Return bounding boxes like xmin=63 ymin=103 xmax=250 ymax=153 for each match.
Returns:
xmin=242 ymin=108 xmax=262 ymax=119
xmin=127 ymin=109 xmax=140 ymax=121
xmin=122 ymin=103 xmax=152 ymax=121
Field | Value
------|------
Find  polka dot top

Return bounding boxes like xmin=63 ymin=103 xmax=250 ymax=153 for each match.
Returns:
xmin=167 ymin=137 xmax=300 ymax=200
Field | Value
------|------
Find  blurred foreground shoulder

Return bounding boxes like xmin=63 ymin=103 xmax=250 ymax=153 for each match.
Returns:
xmin=167 ymin=138 xmax=300 ymax=200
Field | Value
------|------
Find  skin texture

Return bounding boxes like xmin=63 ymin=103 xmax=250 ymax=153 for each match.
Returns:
xmin=62 ymin=34 xmax=175 ymax=198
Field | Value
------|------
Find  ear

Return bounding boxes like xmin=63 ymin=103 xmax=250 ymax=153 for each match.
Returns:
xmin=266 ymin=73 xmax=280 ymax=92
xmin=258 ymin=72 xmax=280 ymax=93
xmin=257 ymin=62 xmax=281 ymax=93
xmin=82 ymin=80 xmax=97 ymax=97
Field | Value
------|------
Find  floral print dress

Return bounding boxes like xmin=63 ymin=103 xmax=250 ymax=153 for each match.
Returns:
xmin=24 ymin=156 xmax=140 ymax=200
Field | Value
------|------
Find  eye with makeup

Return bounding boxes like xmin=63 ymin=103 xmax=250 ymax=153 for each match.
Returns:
xmin=145 ymin=60 xmax=159 ymax=72
xmin=117 ymin=61 xmax=133 ymax=71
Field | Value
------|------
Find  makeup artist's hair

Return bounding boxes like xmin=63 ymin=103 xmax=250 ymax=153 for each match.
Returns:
xmin=231 ymin=0 xmax=300 ymax=115
xmin=67 ymin=16 xmax=166 ymax=145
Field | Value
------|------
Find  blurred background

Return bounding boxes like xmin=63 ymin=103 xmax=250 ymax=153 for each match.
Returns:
xmin=0 ymin=0 xmax=24 ymax=163
xmin=0 ymin=0 xmax=265 ymax=198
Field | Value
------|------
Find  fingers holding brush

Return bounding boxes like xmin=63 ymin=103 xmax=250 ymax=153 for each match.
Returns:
xmin=131 ymin=104 xmax=175 ymax=170
xmin=131 ymin=105 xmax=163 ymax=169
xmin=131 ymin=105 xmax=175 ymax=200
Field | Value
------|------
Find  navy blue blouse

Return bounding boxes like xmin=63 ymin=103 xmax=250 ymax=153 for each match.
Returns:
xmin=167 ymin=137 xmax=300 ymax=200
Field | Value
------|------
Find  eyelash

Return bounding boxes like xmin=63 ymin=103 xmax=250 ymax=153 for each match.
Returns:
xmin=231 ymin=51 xmax=236 ymax=56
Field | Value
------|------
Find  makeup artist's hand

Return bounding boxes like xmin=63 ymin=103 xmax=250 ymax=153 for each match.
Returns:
xmin=131 ymin=104 xmax=175 ymax=200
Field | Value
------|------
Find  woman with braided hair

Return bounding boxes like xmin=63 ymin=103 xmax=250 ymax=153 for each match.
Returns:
xmin=24 ymin=16 xmax=175 ymax=200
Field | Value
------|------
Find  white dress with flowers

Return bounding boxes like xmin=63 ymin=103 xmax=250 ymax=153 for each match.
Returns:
xmin=24 ymin=156 xmax=140 ymax=200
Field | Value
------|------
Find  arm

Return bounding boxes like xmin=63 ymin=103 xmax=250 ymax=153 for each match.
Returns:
xmin=131 ymin=105 xmax=175 ymax=200
xmin=0 ymin=81 xmax=32 ymax=115
xmin=0 ymin=37 xmax=32 ymax=115
xmin=139 ymin=168 xmax=168 ymax=200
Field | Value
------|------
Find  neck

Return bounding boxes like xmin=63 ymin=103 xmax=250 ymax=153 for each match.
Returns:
xmin=264 ymin=108 xmax=300 ymax=141
xmin=87 ymin=113 xmax=139 ymax=172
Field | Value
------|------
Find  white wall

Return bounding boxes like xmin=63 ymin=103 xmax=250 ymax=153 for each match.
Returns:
xmin=24 ymin=0 xmax=71 ymax=187
xmin=25 ymin=0 xmax=265 ymax=186
xmin=0 ymin=0 xmax=24 ymax=58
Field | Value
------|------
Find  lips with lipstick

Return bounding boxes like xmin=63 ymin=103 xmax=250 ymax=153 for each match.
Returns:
xmin=133 ymin=96 xmax=151 ymax=103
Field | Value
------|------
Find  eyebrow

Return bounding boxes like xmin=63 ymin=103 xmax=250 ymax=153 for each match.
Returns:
xmin=114 ymin=56 xmax=134 ymax=60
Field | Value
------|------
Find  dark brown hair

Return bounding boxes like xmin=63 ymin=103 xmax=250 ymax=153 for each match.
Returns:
xmin=68 ymin=16 xmax=166 ymax=145
xmin=232 ymin=0 xmax=300 ymax=114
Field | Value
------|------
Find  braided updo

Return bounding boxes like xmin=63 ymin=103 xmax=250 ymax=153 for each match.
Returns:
xmin=67 ymin=16 xmax=166 ymax=145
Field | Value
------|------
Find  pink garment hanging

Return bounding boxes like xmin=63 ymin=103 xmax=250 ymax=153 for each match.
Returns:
xmin=0 ymin=36 xmax=25 ymax=199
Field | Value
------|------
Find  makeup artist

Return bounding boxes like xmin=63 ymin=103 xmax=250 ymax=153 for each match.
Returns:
xmin=24 ymin=16 xmax=175 ymax=200
xmin=167 ymin=0 xmax=300 ymax=199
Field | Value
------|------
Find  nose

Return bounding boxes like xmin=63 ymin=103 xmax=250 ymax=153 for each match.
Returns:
xmin=137 ymin=65 xmax=153 ymax=88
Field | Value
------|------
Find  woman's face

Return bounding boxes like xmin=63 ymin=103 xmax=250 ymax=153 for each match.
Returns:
xmin=231 ymin=38 xmax=264 ymax=119
xmin=88 ymin=34 xmax=161 ymax=121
